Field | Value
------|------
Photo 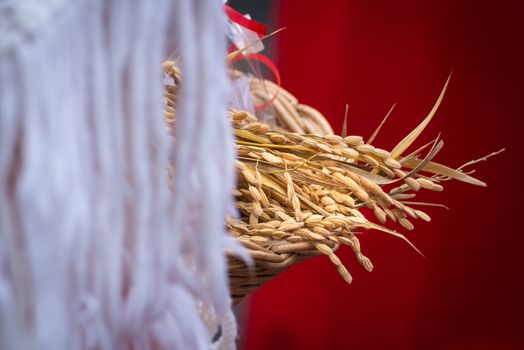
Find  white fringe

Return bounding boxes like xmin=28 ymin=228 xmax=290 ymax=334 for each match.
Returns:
xmin=0 ymin=0 xmax=241 ymax=348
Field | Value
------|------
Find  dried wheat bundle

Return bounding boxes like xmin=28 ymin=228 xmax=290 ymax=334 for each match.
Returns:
xmin=164 ymin=61 xmax=500 ymax=303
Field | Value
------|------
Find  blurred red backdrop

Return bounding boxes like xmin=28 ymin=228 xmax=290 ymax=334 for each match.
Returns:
xmin=241 ymin=1 xmax=524 ymax=349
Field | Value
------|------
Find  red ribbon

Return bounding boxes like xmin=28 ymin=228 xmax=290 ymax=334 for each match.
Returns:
xmin=224 ymin=5 xmax=268 ymax=37
xmin=225 ymin=5 xmax=279 ymax=110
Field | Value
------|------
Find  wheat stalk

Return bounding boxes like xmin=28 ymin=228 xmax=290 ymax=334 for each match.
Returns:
xmin=163 ymin=61 xmax=498 ymax=302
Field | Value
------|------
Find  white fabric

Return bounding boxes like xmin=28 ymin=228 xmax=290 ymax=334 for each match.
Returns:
xmin=230 ymin=75 xmax=256 ymax=115
xmin=0 ymin=0 xmax=243 ymax=348
xmin=228 ymin=18 xmax=264 ymax=55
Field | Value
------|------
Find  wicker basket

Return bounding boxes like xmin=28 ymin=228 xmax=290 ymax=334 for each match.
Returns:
xmin=228 ymin=242 xmax=333 ymax=304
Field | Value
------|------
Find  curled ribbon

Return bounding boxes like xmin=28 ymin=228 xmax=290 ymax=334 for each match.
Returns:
xmin=225 ymin=5 xmax=280 ymax=110
xmin=229 ymin=52 xmax=281 ymax=111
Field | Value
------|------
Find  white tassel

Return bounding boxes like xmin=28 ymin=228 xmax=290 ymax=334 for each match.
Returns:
xmin=0 ymin=0 xmax=240 ymax=348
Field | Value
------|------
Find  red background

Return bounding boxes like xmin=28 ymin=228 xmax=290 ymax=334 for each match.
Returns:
xmin=241 ymin=1 xmax=524 ymax=349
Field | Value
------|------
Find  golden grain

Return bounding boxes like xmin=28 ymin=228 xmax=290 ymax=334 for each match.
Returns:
xmin=165 ymin=61 xmax=490 ymax=303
